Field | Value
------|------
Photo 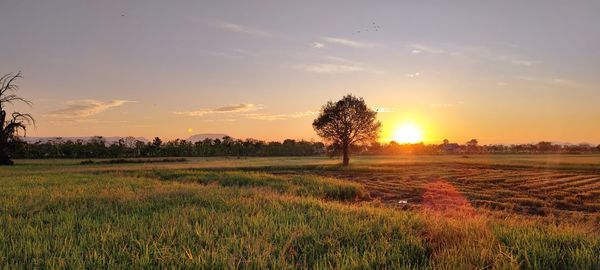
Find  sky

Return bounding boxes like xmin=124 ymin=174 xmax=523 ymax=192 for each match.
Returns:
xmin=1 ymin=0 xmax=599 ymax=144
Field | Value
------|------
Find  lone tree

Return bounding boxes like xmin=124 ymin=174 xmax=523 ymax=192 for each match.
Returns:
xmin=313 ymin=94 xmax=381 ymax=166
xmin=0 ymin=72 xmax=35 ymax=165
xmin=466 ymin=139 xmax=479 ymax=153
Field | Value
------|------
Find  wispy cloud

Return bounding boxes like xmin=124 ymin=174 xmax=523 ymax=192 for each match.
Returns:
xmin=518 ymin=76 xmax=538 ymax=82
xmin=47 ymin=100 xmax=134 ymax=118
xmin=197 ymin=118 xmax=237 ymax=123
xmin=206 ymin=48 xmax=255 ymax=58
xmin=176 ymin=102 xmax=317 ymax=121
xmin=408 ymin=43 xmax=538 ymax=66
xmin=409 ymin=44 xmax=446 ymax=54
xmin=518 ymin=76 xmax=580 ymax=87
xmin=484 ymin=52 xmax=538 ymax=66
xmin=296 ymin=63 xmax=365 ymax=73
xmin=406 ymin=72 xmax=421 ymax=78
xmin=551 ymin=78 xmax=579 ymax=86
xmin=310 ymin=42 xmax=325 ymax=49
xmin=322 ymin=37 xmax=382 ymax=48
xmin=296 ymin=56 xmax=382 ymax=74
xmin=216 ymin=21 xmax=273 ymax=37
xmin=243 ymin=111 xmax=318 ymax=121
xmin=509 ymin=59 xmax=536 ymax=66
xmin=174 ymin=103 xmax=261 ymax=117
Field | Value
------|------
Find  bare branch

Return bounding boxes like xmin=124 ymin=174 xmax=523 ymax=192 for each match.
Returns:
xmin=0 ymin=71 xmax=22 ymax=95
xmin=1 ymin=71 xmax=35 ymax=163
xmin=0 ymin=72 xmax=29 ymax=111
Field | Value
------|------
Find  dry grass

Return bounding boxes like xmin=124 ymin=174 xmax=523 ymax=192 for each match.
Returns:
xmin=308 ymin=163 xmax=600 ymax=219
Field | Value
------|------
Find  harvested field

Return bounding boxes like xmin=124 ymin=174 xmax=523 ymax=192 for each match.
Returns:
xmin=303 ymin=163 xmax=600 ymax=217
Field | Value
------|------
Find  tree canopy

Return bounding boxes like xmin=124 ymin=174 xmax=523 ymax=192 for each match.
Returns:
xmin=313 ymin=94 xmax=381 ymax=165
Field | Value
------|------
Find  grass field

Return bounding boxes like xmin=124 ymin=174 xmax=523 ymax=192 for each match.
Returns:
xmin=1 ymin=155 xmax=599 ymax=269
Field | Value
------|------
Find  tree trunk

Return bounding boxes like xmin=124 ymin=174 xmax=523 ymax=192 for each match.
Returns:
xmin=0 ymin=110 xmax=11 ymax=165
xmin=342 ymin=144 xmax=350 ymax=166
xmin=0 ymin=110 xmax=5 ymax=145
xmin=0 ymin=151 xmax=13 ymax=165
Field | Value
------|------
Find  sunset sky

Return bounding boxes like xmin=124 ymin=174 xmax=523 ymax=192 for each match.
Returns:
xmin=1 ymin=1 xmax=599 ymax=144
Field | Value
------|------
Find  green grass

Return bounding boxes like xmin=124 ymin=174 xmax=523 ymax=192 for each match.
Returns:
xmin=1 ymin=156 xmax=599 ymax=269
xmin=136 ymin=170 xmax=367 ymax=201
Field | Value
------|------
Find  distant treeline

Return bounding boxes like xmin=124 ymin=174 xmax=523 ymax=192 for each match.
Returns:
xmin=8 ymin=136 xmax=325 ymax=159
xmin=6 ymin=136 xmax=600 ymax=159
xmin=367 ymin=140 xmax=600 ymax=155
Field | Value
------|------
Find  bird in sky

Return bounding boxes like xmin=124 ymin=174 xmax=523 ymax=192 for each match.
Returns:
xmin=351 ymin=22 xmax=381 ymax=35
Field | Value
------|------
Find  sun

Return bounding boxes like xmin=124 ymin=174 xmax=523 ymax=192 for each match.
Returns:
xmin=393 ymin=123 xmax=423 ymax=143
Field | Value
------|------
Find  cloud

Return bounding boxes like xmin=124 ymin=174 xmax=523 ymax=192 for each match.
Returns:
xmin=243 ymin=114 xmax=288 ymax=121
xmin=406 ymin=72 xmax=421 ymax=78
xmin=296 ymin=56 xmax=382 ymax=74
xmin=409 ymin=44 xmax=446 ymax=54
xmin=174 ymin=98 xmax=318 ymax=121
xmin=176 ymin=102 xmax=317 ymax=121
xmin=322 ymin=37 xmax=382 ymax=48
xmin=197 ymin=118 xmax=237 ymax=123
xmin=550 ymin=78 xmax=579 ymax=86
xmin=485 ymin=53 xmax=537 ymax=66
xmin=174 ymin=103 xmax=261 ymax=117
xmin=213 ymin=103 xmax=258 ymax=112
xmin=518 ymin=76 xmax=538 ymax=81
xmin=510 ymin=59 xmax=535 ymax=66
xmin=216 ymin=21 xmax=273 ymax=37
xmin=310 ymin=42 xmax=325 ymax=48
xmin=243 ymin=111 xmax=318 ymax=121
xmin=297 ymin=63 xmax=365 ymax=73
xmin=47 ymin=100 xmax=134 ymax=118
xmin=205 ymin=48 xmax=256 ymax=59
xmin=518 ymin=76 xmax=580 ymax=87
xmin=408 ymin=43 xmax=538 ymax=66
